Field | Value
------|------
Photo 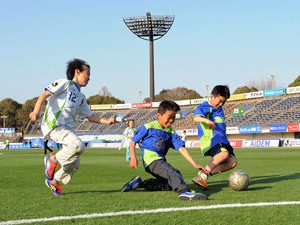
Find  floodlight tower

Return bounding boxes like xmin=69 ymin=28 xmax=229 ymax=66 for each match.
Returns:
xmin=204 ymin=84 xmax=210 ymax=98
xmin=123 ymin=12 xmax=175 ymax=102
xmin=137 ymin=90 xmax=143 ymax=102
xmin=269 ymin=74 xmax=275 ymax=89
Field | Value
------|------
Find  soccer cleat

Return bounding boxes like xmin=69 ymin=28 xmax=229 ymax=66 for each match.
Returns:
xmin=45 ymin=179 xmax=62 ymax=195
xmin=44 ymin=154 xmax=58 ymax=180
xmin=192 ymin=175 xmax=208 ymax=190
xmin=178 ymin=192 xmax=208 ymax=200
xmin=121 ymin=175 xmax=142 ymax=192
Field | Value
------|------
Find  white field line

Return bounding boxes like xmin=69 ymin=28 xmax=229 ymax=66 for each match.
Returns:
xmin=1 ymin=201 xmax=300 ymax=225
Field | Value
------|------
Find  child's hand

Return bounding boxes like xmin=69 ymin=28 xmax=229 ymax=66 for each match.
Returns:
xmin=29 ymin=111 xmax=39 ymax=122
xmin=108 ymin=117 xmax=116 ymax=124
xmin=206 ymin=120 xmax=215 ymax=131
xmin=194 ymin=163 xmax=205 ymax=171
xmin=130 ymin=157 xmax=138 ymax=169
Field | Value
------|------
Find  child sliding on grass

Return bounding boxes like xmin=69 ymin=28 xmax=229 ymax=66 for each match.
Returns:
xmin=192 ymin=85 xmax=237 ymax=190
xmin=121 ymin=100 xmax=207 ymax=200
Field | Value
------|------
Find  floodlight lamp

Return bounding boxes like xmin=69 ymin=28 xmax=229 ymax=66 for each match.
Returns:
xmin=123 ymin=12 xmax=175 ymax=41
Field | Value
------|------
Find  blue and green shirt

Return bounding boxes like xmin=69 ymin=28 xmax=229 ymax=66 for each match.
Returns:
xmin=132 ymin=120 xmax=184 ymax=168
xmin=193 ymin=101 xmax=229 ymax=156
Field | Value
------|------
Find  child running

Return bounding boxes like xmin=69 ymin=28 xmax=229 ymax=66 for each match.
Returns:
xmin=122 ymin=119 xmax=136 ymax=161
xmin=29 ymin=59 xmax=115 ymax=195
xmin=192 ymin=85 xmax=237 ymax=190
xmin=121 ymin=100 xmax=207 ymax=200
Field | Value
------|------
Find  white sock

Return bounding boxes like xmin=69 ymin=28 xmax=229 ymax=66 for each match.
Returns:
xmin=200 ymin=172 xmax=208 ymax=180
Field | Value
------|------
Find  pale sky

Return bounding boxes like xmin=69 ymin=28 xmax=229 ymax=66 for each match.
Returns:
xmin=1 ymin=0 xmax=299 ymax=104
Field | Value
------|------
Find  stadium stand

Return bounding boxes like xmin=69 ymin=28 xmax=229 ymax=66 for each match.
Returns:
xmin=249 ymin=98 xmax=282 ymax=113
xmin=226 ymin=115 xmax=252 ymax=126
xmin=244 ymin=112 xmax=280 ymax=125
xmin=225 ymin=94 xmax=300 ymax=126
xmin=25 ymin=113 xmax=44 ymax=136
xmin=24 ymin=92 xmax=300 ymax=140
xmin=273 ymin=110 xmax=300 ymax=124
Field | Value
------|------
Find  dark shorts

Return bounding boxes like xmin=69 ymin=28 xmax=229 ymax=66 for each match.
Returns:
xmin=144 ymin=159 xmax=188 ymax=193
xmin=208 ymin=143 xmax=235 ymax=158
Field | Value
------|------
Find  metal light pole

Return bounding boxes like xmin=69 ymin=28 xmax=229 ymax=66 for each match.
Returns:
xmin=137 ymin=90 xmax=143 ymax=102
xmin=269 ymin=74 xmax=275 ymax=89
xmin=204 ymin=84 xmax=210 ymax=98
xmin=123 ymin=12 xmax=175 ymax=102
xmin=0 ymin=115 xmax=8 ymax=128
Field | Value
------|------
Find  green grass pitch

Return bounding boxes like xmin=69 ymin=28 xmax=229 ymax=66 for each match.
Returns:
xmin=1 ymin=147 xmax=300 ymax=224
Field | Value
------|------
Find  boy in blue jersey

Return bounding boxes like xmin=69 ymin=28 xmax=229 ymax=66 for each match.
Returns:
xmin=192 ymin=85 xmax=237 ymax=190
xmin=121 ymin=100 xmax=208 ymax=200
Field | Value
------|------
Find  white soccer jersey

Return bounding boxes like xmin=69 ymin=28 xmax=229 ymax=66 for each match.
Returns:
xmin=181 ymin=134 xmax=187 ymax=142
xmin=41 ymin=79 xmax=93 ymax=136
xmin=123 ymin=127 xmax=136 ymax=147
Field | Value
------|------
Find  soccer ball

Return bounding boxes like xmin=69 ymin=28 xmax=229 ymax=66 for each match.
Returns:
xmin=228 ymin=170 xmax=250 ymax=191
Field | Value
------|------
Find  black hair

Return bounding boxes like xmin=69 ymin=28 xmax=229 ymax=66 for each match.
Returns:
xmin=157 ymin=100 xmax=180 ymax=115
xmin=66 ymin=59 xmax=90 ymax=80
xmin=211 ymin=85 xmax=230 ymax=99
xmin=128 ymin=119 xmax=134 ymax=125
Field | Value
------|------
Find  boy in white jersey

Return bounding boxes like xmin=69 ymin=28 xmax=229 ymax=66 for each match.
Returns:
xmin=123 ymin=119 xmax=136 ymax=161
xmin=30 ymin=59 xmax=116 ymax=195
xmin=180 ymin=130 xmax=187 ymax=147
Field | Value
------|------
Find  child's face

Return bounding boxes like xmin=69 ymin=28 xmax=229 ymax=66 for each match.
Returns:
xmin=128 ymin=120 xmax=134 ymax=128
xmin=157 ymin=109 xmax=176 ymax=129
xmin=75 ymin=65 xmax=90 ymax=87
xmin=210 ymin=94 xmax=227 ymax=109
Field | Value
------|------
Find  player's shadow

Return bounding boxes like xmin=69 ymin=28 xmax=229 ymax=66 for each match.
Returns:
xmin=64 ymin=190 xmax=120 ymax=195
xmin=189 ymin=172 xmax=300 ymax=196
xmin=65 ymin=173 xmax=300 ymax=196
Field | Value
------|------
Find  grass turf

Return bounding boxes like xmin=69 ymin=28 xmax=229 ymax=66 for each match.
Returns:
xmin=0 ymin=147 xmax=300 ymax=224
